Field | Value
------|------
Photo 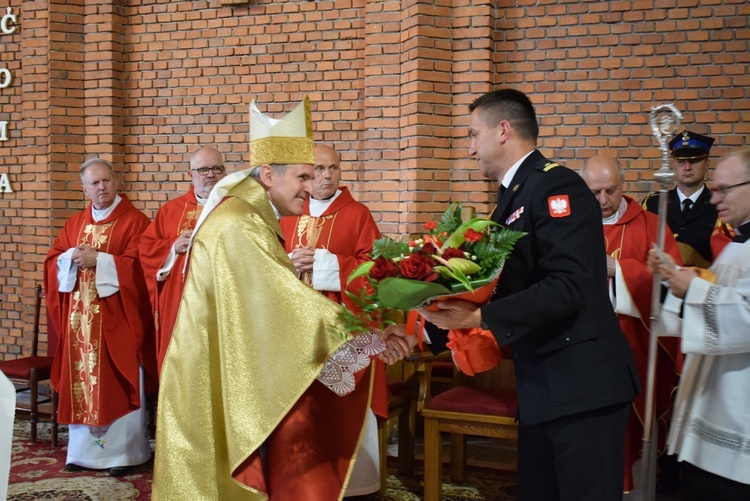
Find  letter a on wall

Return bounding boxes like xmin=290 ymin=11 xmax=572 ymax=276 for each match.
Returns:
xmin=0 ymin=173 xmax=13 ymax=193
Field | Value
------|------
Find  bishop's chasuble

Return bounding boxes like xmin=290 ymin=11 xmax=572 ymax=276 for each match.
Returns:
xmin=139 ymin=186 xmax=202 ymax=374
xmin=604 ymin=196 xmax=682 ymax=491
xmin=43 ymin=194 xmax=156 ymax=427
xmin=153 ymin=177 xmax=371 ymax=501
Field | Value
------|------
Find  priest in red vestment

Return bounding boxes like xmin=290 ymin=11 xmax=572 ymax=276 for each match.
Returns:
xmin=280 ymin=144 xmax=385 ymax=497
xmin=581 ymin=156 xmax=683 ymax=493
xmin=139 ymin=146 xmax=227 ymax=374
xmin=43 ymin=158 xmax=156 ymax=476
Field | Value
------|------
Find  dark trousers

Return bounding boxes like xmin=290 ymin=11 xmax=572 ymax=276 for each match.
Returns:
xmin=516 ymin=402 xmax=631 ymax=501
xmin=682 ymin=462 xmax=750 ymax=501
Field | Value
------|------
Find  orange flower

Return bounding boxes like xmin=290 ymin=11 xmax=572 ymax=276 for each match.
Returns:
xmin=463 ymin=228 xmax=482 ymax=242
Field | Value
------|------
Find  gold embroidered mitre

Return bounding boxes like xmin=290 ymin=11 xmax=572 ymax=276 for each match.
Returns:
xmin=249 ymin=96 xmax=314 ymax=168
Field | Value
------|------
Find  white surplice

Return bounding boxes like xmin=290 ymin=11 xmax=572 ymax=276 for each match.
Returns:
xmin=658 ymin=241 xmax=750 ymax=485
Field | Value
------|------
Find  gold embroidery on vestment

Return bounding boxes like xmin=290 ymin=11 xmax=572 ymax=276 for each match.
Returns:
xmin=67 ymin=220 xmax=116 ymax=424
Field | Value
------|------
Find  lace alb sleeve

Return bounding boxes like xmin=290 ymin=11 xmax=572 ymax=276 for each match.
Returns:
xmin=316 ymin=330 xmax=386 ymax=396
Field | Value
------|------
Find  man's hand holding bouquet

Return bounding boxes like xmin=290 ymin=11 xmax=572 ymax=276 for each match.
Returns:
xmin=340 ymin=204 xmax=525 ymax=375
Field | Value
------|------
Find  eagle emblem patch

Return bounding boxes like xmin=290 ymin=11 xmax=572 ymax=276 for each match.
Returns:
xmin=548 ymin=195 xmax=571 ymax=218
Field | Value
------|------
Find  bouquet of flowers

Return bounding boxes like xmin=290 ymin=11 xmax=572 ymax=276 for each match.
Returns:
xmin=340 ymin=203 xmax=525 ymax=375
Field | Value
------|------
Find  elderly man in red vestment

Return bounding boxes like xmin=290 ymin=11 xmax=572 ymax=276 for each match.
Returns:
xmin=581 ymin=155 xmax=683 ymax=493
xmin=139 ymin=146 xmax=227 ymax=374
xmin=44 ymin=158 xmax=156 ymax=476
xmin=280 ymin=144 xmax=385 ymax=497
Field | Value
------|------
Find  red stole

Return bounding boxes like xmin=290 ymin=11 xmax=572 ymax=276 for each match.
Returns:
xmin=139 ymin=187 xmax=202 ymax=374
xmin=44 ymin=195 xmax=155 ymax=426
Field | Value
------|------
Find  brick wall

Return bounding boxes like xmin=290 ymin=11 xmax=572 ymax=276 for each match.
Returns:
xmin=0 ymin=0 xmax=748 ymax=358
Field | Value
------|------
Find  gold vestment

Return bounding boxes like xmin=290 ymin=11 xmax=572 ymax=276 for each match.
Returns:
xmin=153 ymin=177 xmax=361 ymax=499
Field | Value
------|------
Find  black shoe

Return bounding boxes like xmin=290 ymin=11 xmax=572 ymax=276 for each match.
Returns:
xmin=64 ymin=463 xmax=86 ymax=472
xmin=109 ymin=466 xmax=135 ymax=477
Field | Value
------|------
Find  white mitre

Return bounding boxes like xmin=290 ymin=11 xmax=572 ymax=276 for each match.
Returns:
xmin=249 ymin=95 xmax=314 ymax=168
xmin=185 ymin=96 xmax=315 ymax=261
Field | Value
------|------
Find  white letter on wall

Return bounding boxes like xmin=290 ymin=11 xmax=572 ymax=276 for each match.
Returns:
xmin=0 ymin=173 xmax=13 ymax=193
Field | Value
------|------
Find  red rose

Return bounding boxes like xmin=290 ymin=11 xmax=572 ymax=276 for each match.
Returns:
xmin=424 ymin=221 xmax=438 ymax=230
xmin=463 ymin=228 xmax=483 ymax=243
xmin=370 ymin=257 xmax=399 ymax=281
xmin=421 ymin=242 xmax=438 ymax=256
xmin=442 ymin=247 xmax=466 ymax=260
xmin=399 ymin=253 xmax=438 ymax=282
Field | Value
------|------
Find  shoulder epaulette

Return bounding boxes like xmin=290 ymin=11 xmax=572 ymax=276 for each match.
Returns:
xmin=543 ymin=162 xmax=560 ymax=172
xmin=641 ymin=192 xmax=658 ymax=209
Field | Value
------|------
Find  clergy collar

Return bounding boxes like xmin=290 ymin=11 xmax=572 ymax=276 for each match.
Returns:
xmin=91 ymin=194 xmax=122 ymax=222
xmin=195 ymin=193 xmax=208 ymax=206
xmin=309 ymin=189 xmax=342 ymax=217
xmin=602 ymin=197 xmax=629 ymax=225
xmin=676 ymin=184 xmax=705 ymax=204
xmin=734 ymin=221 xmax=750 ymax=243
xmin=500 ymin=150 xmax=534 ymax=189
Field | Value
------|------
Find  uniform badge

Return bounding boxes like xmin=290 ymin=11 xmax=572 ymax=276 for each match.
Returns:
xmin=548 ymin=195 xmax=571 ymax=218
xmin=505 ymin=206 xmax=524 ymax=225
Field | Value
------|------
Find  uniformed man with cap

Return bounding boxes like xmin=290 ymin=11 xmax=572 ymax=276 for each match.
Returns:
xmin=641 ymin=129 xmax=733 ymax=495
xmin=643 ymin=130 xmax=733 ymax=268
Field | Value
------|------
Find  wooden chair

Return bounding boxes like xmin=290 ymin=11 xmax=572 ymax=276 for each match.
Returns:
xmin=0 ymin=284 xmax=58 ymax=446
xmin=420 ymin=355 xmax=517 ymax=501
xmin=378 ymin=356 xmax=419 ymax=494
xmin=378 ymin=355 xmax=421 ymax=495
xmin=415 ymin=351 xmax=454 ymax=413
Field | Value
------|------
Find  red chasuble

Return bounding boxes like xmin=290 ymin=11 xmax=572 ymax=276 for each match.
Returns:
xmin=604 ymin=196 xmax=682 ymax=492
xmin=280 ymin=186 xmax=381 ymax=309
xmin=279 ymin=186 xmax=387 ymax=417
xmin=139 ymin=187 xmax=202 ymax=374
xmin=43 ymin=195 xmax=156 ymax=426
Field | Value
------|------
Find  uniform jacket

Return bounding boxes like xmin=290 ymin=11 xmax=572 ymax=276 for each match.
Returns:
xmin=643 ymin=187 xmax=728 ymax=267
xmin=477 ymin=150 xmax=639 ymax=426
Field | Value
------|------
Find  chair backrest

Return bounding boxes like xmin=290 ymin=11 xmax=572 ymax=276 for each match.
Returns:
xmin=454 ymin=357 xmax=516 ymax=393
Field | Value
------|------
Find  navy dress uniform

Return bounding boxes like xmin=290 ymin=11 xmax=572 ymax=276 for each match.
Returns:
xmin=428 ymin=150 xmax=640 ymax=501
xmin=643 ymin=130 xmax=731 ymax=268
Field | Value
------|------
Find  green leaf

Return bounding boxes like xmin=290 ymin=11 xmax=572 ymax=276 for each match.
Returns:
xmin=377 ymin=277 xmax=452 ymax=310
xmin=437 ymin=203 xmax=464 ymax=235
xmin=446 ymin=257 xmax=481 ymax=276
xmin=448 ymin=272 xmax=499 ymax=293
xmin=347 ymin=261 xmax=375 ymax=285
xmin=372 ymin=237 xmax=410 ymax=260
xmin=440 ymin=219 xmax=499 ymax=250
xmin=448 ymin=264 xmax=473 ymax=291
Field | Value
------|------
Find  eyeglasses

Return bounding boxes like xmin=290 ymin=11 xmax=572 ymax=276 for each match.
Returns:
xmin=713 ymin=180 xmax=750 ymax=197
xmin=192 ymin=166 xmax=225 ymax=176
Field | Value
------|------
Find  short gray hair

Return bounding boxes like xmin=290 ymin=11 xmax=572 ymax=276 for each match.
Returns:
xmin=79 ymin=158 xmax=114 ymax=181
xmin=249 ymin=164 xmax=288 ymax=180
xmin=718 ymin=148 xmax=750 ymax=178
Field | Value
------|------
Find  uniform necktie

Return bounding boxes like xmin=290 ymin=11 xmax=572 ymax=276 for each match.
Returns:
xmin=681 ymin=198 xmax=693 ymax=216
xmin=490 ymin=185 xmax=507 ymax=222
